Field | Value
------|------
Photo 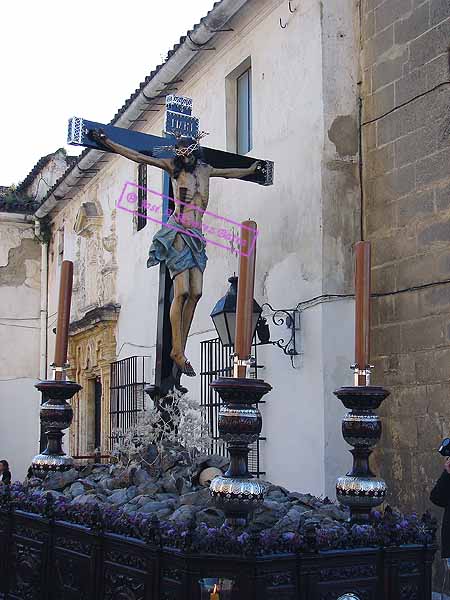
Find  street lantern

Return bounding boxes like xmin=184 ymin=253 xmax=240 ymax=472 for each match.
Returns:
xmin=210 ymin=276 xmax=262 ymax=347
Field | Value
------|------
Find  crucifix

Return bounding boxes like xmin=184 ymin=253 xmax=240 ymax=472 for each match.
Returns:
xmin=67 ymin=96 xmax=274 ymax=392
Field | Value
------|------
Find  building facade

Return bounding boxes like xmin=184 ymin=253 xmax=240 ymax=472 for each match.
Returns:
xmin=0 ymin=149 xmax=72 ymax=480
xmin=35 ymin=0 xmax=361 ymax=496
xmin=361 ymin=0 xmax=450 ymax=518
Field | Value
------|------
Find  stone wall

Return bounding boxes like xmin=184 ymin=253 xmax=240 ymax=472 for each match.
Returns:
xmin=361 ymin=0 xmax=450 ymax=517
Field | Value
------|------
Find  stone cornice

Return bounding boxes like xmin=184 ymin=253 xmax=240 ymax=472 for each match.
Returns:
xmin=69 ymin=303 xmax=120 ymax=337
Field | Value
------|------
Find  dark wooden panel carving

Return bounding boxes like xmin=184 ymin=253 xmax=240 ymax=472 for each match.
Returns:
xmin=0 ymin=509 xmax=436 ymax=600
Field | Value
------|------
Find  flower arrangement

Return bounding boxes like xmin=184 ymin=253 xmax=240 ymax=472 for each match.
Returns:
xmin=1 ymin=484 xmax=436 ymax=556
xmin=110 ymin=389 xmax=213 ymax=470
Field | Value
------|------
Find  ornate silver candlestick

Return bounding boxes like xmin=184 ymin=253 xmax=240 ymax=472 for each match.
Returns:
xmin=209 ymin=377 xmax=271 ymax=527
xmin=32 ymin=260 xmax=81 ymax=477
xmin=335 ymin=385 xmax=390 ymax=522
xmin=31 ymin=368 xmax=81 ymax=477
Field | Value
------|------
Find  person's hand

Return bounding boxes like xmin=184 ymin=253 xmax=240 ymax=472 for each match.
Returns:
xmin=444 ymin=457 xmax=450 ymax=474
xmin=251 ymin=161 xmax=261 ymax=173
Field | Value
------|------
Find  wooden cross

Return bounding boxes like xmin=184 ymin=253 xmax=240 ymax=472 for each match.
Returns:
xmin=67 ymin=97 xmax=273 ymax=396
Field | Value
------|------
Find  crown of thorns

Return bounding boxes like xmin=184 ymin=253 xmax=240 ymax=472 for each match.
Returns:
xmin=153 ymin=131 xmax=209 ymax=157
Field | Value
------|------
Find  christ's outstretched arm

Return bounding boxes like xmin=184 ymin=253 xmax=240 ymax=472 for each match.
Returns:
xmin=210 ymin=161 xmax=261 ymax=179
xmin=90 ymin=130 xmax=173 ymax=174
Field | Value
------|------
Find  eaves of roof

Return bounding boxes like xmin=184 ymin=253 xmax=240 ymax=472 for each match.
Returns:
xmin=35 ymin=0 xmax=249 ymax=220
xmin=16 ymin=152 xmax=54 ymax=194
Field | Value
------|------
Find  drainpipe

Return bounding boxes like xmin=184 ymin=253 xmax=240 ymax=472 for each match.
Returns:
xmin=35 ymin=219 xmax=48 ymax=380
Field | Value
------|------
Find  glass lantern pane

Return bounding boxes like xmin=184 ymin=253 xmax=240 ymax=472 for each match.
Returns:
xmin=212 ymin=313 xmax=231 ymax=346
xmin=227 ymin=312 xmax=237 ymax=346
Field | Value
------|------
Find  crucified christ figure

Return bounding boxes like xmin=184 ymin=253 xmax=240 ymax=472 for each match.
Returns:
xmin=90 ymin=130 xmax=261 ymax=378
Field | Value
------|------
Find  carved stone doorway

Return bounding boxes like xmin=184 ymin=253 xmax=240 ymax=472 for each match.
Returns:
xmin=67 ymin=306 xmax=119 ymax=458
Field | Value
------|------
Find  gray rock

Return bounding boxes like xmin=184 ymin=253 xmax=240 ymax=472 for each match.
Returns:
xmin=155 ymin=492 xmax=179 ymax=502
xmin=160 ymin=450 xmax=181 ymax=472
xmin=121 ymin=503 xmax=136 ymax=514
xmin=289 ymin=504 xmax=313 ymax=516
xmin=78 ymin=464 xmax=93 ymax=477
xmin=266 ymin=485 xmax=290 ymax=502
xmin=136 ymin=501 xmax=168 ymax=514
xmin=250 ymin=500 xmax=288 ymax=532
xmin=156 ymin=507 xmax=173 ymax=519
xmin=126 ymin=486 xmax=138 ymax=501
xmin=133 ymin=469 xmax=152 ymax=486
xmin=273 ymin=508 xmax=302 ymax=533
xmin=98 ymin=477 xmax=122 ymax=491
xmin=72 ymin=494 xmax=101 ymax=506
xmin=77 ymin=478 xmax=96 ymax=490
xmin=205 ymin=455 xmax=229 ymax=470
xmin=169 ymin=505 xmax=199 ymax=525
xmin=137 ymin=481 xmax=160 ymax=496
xmin=160 ymin=468 xmax=191 ymax=495
xmin=160 ymin=472 xmax=178 ymax=494
xmin=288 ymin=492 xmax=321 ymax=508
xmin=317 ymin=503 xmax=349 ymax=522
xmin=179 ymin=488 xmax=211 ymax=507
xmin=128 ymin=494 xmax=144 ymax=506
xmin=69 ymin=482 xmax=85 ymax=498
xmin=196 ymin=508 xmax=225 ymax=528
xmin=43 ymin=469 xmax=79 ymax=491
xmin=108 ymin=489 xmax=129 ymax=505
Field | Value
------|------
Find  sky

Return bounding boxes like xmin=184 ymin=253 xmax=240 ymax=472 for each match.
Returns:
xmin=0 ymin=0 xmax=215 ymax=186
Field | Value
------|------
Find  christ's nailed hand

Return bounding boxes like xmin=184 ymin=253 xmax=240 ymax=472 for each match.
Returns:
xmin=252 ymin=161 xmax=262 ymax=173
xmin=89 ymin=128 xmax=107 ymax=143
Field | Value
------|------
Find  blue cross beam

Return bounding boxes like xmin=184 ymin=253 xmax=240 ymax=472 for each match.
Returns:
xmin=67 ymin=95 xmax=274 ymax=186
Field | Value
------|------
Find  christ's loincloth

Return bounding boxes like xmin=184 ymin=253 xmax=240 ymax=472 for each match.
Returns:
xmin=147 ymin=215 xmax=208 ymax=279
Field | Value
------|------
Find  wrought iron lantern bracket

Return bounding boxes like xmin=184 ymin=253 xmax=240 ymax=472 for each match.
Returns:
xmin=257 ymin=303 xmax=300 ymax=360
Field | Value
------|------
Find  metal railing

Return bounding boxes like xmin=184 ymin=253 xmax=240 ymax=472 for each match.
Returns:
xmin=109 ymin=356 xmax=151 ymax=450
xmin=199 ymin=337 xmax=266 ymax=477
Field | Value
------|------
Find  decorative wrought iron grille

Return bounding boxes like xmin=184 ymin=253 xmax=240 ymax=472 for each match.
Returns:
xmin=200 ymin=337 xmax=265 ymax=477
xmin=109 ymin=356 xmax=151 ymax=449
xmin=137 ymin=164 xmax=148 ymax=231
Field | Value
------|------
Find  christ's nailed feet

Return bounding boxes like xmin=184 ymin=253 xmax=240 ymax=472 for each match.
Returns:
xmin=182 ymin=360 xmax=196 ymax=377
xmin=171 ymin=351 xmax=196 ymax=377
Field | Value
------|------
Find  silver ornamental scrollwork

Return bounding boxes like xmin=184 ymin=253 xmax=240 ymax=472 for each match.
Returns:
xmin=67 ymin=117 xmax=86 ymax=145
xmin=336 ymin=476 xmax=387 ymax=509
xmin=210 ymin=476 xmax=267 ymax=506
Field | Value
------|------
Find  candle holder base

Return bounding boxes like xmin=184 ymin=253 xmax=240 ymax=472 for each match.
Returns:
xmin=210 ymin=476 xmax=267 ymax=525
xmin=31 ymin=453 xmax=75 ymax=477
xmin=209 ymin=377 xmax=271 ymax=526
xmin=31 ymin=379 xmax=81 ymax=478
xmin=335 ymin=385 xmax=390 ymax=522
xmin=336 ymin=475 xmax=387 ymax=519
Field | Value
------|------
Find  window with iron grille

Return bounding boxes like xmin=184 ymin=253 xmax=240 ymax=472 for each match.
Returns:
xmin=200 ymin=337 xmax=265 ymax=477
xmin=109 ymin=356 xmax=151 ymax=449
xmin=137 ymin=164 xmax=147 ymax=231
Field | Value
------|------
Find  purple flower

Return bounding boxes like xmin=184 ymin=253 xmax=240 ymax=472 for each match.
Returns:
xmin=237 ymin=532 xmax=249 ymax=545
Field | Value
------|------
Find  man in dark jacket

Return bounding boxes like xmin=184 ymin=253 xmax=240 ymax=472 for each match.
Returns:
xmin=430 ymin=456 xmax=450 ymax=559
